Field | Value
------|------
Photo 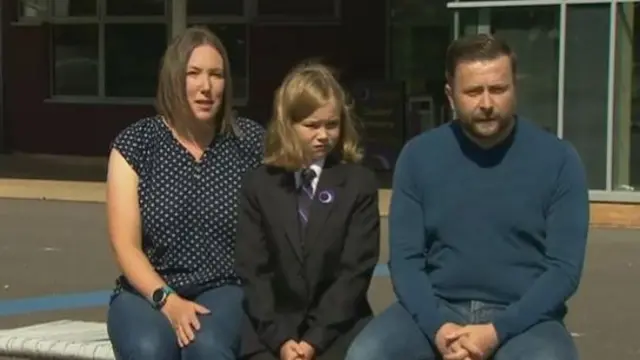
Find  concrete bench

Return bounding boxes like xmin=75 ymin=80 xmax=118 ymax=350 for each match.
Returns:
xmin=0 ymin=320 xmax=114 ymax=359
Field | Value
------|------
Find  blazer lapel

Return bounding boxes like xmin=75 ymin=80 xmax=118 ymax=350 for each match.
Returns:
xmin=304 ymin=160 xmax=346 ymax=249
xmin=275 ymin=170 xmax=305 ymax=263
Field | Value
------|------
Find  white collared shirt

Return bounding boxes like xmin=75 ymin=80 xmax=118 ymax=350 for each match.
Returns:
xmin=295 ymin=158 xmax=325 ymax=196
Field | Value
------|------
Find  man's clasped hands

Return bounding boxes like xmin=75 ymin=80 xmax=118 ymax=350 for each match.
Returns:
xmin=277 ymin=322 xmax=500 ymax=360
xmin=436 ymin=323 xmax=500 ymax=360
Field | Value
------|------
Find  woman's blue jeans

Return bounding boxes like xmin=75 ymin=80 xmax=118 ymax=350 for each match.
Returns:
xmin=107 ymin=285 xmax=244 ymax=360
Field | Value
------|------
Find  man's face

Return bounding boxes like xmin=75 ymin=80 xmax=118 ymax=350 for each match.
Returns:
xmin=445 ymin=55 xmax=516 ymax=146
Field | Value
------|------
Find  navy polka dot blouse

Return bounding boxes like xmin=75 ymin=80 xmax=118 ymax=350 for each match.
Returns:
xmin=110 ymin=115 xmax=265 ymax=297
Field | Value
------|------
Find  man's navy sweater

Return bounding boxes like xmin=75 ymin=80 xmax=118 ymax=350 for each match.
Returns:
xmin=389 ymin=118 xmax=589 ymax=344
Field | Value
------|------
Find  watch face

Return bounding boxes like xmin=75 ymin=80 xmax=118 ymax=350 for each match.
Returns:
xmin=152 ymin=289 xmax=165 ymax=303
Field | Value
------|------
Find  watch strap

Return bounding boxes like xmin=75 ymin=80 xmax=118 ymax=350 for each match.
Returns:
xmin=152 ymin=285 xmax=175 ymax=309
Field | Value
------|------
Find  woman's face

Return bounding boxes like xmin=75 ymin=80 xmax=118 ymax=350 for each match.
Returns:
xmin=293 ymin=101 xmax=341 ymax=161
xmin=185 ymin=44 xmax=225 ymax=123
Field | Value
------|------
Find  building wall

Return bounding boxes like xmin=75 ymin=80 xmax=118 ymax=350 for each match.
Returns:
xmin=1 ymin=0 xmax=386 ymax=156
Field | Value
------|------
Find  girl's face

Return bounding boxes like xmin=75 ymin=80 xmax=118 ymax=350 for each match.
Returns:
xmin=293 ymin=101 xmax=341 ymax=161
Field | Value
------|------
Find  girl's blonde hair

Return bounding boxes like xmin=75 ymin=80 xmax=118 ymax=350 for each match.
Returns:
xmin=264 ymin=61 xmax=363 ymax=170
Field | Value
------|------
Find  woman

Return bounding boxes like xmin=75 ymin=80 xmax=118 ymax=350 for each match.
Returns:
xmin=106 ymin=26 xmax=264 ymax=360
xmin=236 ymin=61 xmax=381 ymax=360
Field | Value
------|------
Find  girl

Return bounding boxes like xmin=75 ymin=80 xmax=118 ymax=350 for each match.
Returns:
xmin=236 ymin=61 xmax=380 ymax=360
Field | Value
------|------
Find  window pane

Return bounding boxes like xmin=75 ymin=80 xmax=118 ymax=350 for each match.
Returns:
xmin=459 ymin=8 xmax=479 ymax=36
xmin=563 ymin=4 xmax=610 ymax=190
xmin=52 ymin=24 xmax=99 ymax=96
xmin=187 ymin=0 xmax=244 ymax=16
xmin=489 ymin=6 xmax=560 ymax=134
xmin=19 ymin=0 xmax=48 ymax=18
xmin=458 ymin=7 xmax=560 ymax=132
xmin=257 ymin=0 xmax=336 ymax=18
xmin=105 ymin=24 xmax=167 ymax=97
xmin=188 ymin=23 xmax=248 ymax=99
xmin=106 ymin=0 xmax=165 ymax=16
xmin=390 ymin=0 xmax=447 ymax=24
xmin=390 ymin=0 xmax=451 ymax=134
xmin=351 ymin=81 xmax=406 ymax=172
xmin=52 ymin=0 xmax=97 ymax=16
xmin=613 ymin=2 xmax=640 ymax=191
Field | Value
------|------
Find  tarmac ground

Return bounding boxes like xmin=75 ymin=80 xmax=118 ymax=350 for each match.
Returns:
xmin=0 ymin=198 xmax=639 ymax=359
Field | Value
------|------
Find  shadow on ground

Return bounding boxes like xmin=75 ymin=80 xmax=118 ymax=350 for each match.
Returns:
xmin=0 ymin=155 xmax=107 ymax=182
xmin=0 ymin=154 xmax=395 ymax=187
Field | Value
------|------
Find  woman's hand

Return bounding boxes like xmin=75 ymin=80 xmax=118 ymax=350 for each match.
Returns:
xmin=160 ymin=295 xmax=211 ymax=347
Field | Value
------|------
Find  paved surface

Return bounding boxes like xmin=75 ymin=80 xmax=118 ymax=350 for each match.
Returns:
xmin=0 ymin=198 xmax=639 ymax=359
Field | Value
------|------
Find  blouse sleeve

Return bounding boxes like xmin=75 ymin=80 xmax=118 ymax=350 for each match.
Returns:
xmin=235 ymin=117 xmax=266 ymax=168
xmin=110 ymin=118 xmax=153 ymax=176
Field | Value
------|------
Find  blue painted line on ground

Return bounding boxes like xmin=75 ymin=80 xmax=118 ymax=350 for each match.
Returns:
xmin=0 ymin=290 xmax=112 ymax=317
xmin=0 ymin=264 xmax=390 ymax=317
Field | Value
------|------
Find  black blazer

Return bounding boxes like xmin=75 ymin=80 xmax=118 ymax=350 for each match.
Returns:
xmin=235 ymin=158 xmax=380 ymax=356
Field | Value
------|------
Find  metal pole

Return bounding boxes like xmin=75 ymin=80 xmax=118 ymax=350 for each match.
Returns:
xmin=0 ymin=0 xmax=5 ymax=152
xmin=605 ymin=0 xmax=619 ymax=191
xmin=556 ymin=1 xmax=567 ymax=139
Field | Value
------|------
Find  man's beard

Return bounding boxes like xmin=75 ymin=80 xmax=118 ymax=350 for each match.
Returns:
xmin=460 ymin=115 xmax=514 ymax=147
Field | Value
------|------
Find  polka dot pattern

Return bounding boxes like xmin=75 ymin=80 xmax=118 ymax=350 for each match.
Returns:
xmin=110 ymin=115 xmax=264 ymax=295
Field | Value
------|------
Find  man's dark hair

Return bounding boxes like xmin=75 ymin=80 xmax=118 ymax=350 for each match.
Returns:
xmin=445 ymin=33 xmax=517 ymax=81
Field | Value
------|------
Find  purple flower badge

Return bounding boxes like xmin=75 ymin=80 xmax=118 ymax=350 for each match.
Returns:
xmin=318 ymin=189 xmax=335 ymax=204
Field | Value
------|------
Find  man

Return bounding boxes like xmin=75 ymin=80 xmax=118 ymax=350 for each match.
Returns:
xmin=345 ymin=33 xmax=589 ymax=360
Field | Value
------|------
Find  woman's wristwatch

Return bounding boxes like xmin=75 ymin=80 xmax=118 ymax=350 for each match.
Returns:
xmin=150 ymin=285 xmax=175 ymax=309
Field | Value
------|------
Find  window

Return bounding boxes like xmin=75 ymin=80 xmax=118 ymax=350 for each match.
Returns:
xmin=488 ymin=6 xmax=560 ymax=135
xmin=456 ymin=4 xmax=614 ymax=190
xmin=18 ymin=0 xmax=49 ymax=19
xmin=48 ymin=0 xmax=167 ymax=101
xmin=53 ymin=0 xmax=97 ymax=16
xmin=187 ymin=0 xmax=250 ymax=103
xmin=389 ymin=0 xmax=451 ymax=133
xmin=187 ymin=0 xmax=245 ymax=16
xmin=255 ymin=0 xmax=340 ymax=21
xmin=105 ymin=0 xmax=165 ymax=16
xmin=19 ymin=0 xmax=97 ymax=19
xmin=44 ymin=0 xmax=248 ymax=102
xmin=613 ymin=2 xmax=640 ymax=191
xmin=563 ymin=4 xmax=610 ymax=190
xmin=52 ymin=24 xmax=99 ymax=96
xmin=104 ymin=24 xmax=167 ymax=97
xmin=458 ymin=6 xmax=560 ymax=134
xmin=186 ymin=23 xmax=248 ymax=101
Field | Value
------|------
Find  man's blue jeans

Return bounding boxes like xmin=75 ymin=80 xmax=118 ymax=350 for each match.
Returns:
xmin=107 ymin=285 xmax=244 ymax=360
xmin=345 ymin=300 xmax=578 ymax=360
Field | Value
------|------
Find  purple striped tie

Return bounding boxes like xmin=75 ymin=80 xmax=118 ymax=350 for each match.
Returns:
xmin=297 ymin=168 xmax=316 ymax=227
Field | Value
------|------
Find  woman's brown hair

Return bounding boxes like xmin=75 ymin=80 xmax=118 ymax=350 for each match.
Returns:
xmin=155 ymin=26 xmax=239 ymax=136
xmin=264 ymin=61 xmax=363 ymax=171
